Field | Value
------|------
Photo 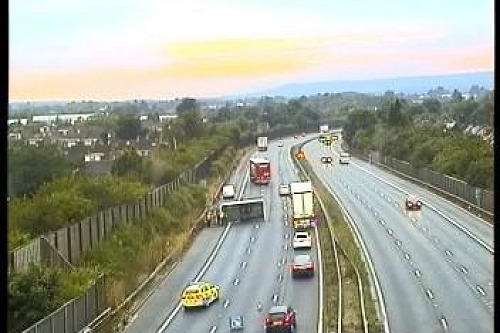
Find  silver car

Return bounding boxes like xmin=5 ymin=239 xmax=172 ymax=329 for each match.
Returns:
xmin=279 ymin=184 xmax=290 ymax=196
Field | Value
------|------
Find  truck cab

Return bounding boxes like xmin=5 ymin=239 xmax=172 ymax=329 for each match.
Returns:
xmin=249 ymin=157 xmax=271 ymax=184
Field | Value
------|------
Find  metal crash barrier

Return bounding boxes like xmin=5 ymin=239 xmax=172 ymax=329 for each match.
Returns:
xmin=219 ymin=198 xmax=266 ymax=224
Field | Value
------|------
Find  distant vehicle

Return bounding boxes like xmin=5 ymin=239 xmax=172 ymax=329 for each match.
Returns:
xmin=294 ymin=135 xmax=298 ymax=139
xmin=265 ymin=305 xmax=296 ymax=333
xmin=290 ymin=182 xmax=314 ymax=229
xmin=229 ymin=315 xmax=244 ymax=330
xmin=279 ymin=184 xmax=290 ymax=196
xmin=293 ymin=231 xmax=312 ymax=249
xmin=339 ymin=152 xmax=350 ymax=164
xmin=257 ymin=136 xmax=268 ymax=151
xmin=292 ymin=254 xmax=314 ymax=278
xmin=301 ymin=132 xmax=306 ymax=137
xmin=278 ymin=140 xmax=284 ymax=147
xmin=181 ymin=282 xmax=220 ymax=309
xmin=321 ymin=156 xmax=332 ymax=164
xmin=319 ymin=124 xmax=329 ymax=133
xmin=405 ymin=195 xmax=422 ymax=211
xmin=250 ymin=157 xmax=271 ymax=184
xmin=319 ymin=132 xmax=332 ymax=144
xmin=222 ymin=184 xmax=235 ymax=199
xmin=295 ymin=149 xmax=305 ymax=160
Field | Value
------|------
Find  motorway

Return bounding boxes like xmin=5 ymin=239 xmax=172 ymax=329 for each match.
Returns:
xmin=123 ymin=136 xmax=319 ymax=333
xmin=304 ymin=137 xmax=494 ymax=333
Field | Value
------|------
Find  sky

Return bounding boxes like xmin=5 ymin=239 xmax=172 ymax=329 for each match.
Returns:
xmin=9 ymin=0 xmax=494 ymax=101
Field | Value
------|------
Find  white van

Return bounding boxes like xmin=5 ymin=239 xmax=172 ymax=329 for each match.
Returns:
xmin=222 ymin=184 xmax=235 ymax=199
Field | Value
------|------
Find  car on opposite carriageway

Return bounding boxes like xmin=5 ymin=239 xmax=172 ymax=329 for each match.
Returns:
xmin=321 ymin=156 xmax=332 ymax=164
xmin=405 ymin=195 xmax=422 ymax=211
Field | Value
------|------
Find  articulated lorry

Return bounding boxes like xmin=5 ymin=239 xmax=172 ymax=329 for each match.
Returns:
xmin=257 ymin=136 xmax=268 ymax=151
xmin=290 ymin=181 xmax=314 ymax=229
xmin=249 ymin=157 xmax=271 ymax=184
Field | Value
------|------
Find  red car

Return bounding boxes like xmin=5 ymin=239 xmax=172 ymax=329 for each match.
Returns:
xmin=405 ymin=195 xmax=422 ymax=211
xmin=291 ymin=254 xmax=314 ymax=278
xmin=265 ymin=305 xmax=296 ymax=333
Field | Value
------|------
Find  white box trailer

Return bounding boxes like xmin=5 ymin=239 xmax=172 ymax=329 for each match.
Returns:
xmin=290 ymin=181 xmax=314 ymax=229
xmin=319 ymin=125 xmax=329 ymax=133
xmin=257 ymin=136 xmax=268 ymax=151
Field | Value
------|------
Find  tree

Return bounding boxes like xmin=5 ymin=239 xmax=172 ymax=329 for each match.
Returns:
xmin=422 ymin=98 xmax=441 ymax=114
xmin=214 ymin=106 xmax=231 ymax=122
xmin=111 ymin=149 xmax=145 ymax=178
xmin=8 ymin=266 xmax=61 ymax=332
xmin=452 ymin=89 xmax=463 ymax=102
xmin=176 ymin=98 xmax=203 ymax=137
xmin=342 ymin=109 xmax=377 ymax=147
xmin=115 ymin=115 xmax=143 ymax=140
xmin=8 ymin=145 xmax=72 ymax=197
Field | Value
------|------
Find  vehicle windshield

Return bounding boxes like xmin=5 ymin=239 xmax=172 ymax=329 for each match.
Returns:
xmin=269 ymin=313 xmax=286 ymax=321
xmin=294 ymin=255 xmax=311 ymax=264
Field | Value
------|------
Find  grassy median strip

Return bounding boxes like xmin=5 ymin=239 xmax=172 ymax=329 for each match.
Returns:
xmin=314 ymin=201 xmax=339 ymax=331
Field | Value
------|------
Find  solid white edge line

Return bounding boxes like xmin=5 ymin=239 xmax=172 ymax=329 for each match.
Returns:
xmin=305 ymin=141 xmax=391 ymax=333
xmin=350 ymin=160 xmax=494 ymax=255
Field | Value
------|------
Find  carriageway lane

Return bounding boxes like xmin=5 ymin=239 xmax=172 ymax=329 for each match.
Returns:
xmin=306 ymin=139 xmax=493 ymax=333
xmin=163 ymin=135 xmax=319 ymax=333
xmin=352 ymin=150 xmax=493 ymax=249
xmin=279 ymin=137 xmax=320 ymax=333
xmin=327 ymin=142 xmax=494 ymax=305
xmin=123 ymin=149 xmax=253 ymax=333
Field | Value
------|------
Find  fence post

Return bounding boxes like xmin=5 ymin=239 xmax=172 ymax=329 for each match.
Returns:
xmin=475 ymin=188 xmax=482 ymax=207
xmin=66 ymin=227 xmax=73 ymax=264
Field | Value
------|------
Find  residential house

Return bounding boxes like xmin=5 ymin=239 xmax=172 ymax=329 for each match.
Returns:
xmin=159 ymin=115 xmax=178 ymax=122
xmin=82 ymin=160 xmax=114 ymax=176
xmin=444 ymin=121 xmax=456 ymax=130
xmin=8 ymin=132 xmax=22 ymax=141
xmin=83 ymin=138 xmax=99 ymax=147
xmin=84 ymin=152 xmax=106 ymax=162
xmin=28 ymin=138 xmax=44 ymax=147
xmin=57 ymin=129 xmax=70 ymax=136
xmin=39 ymin=125 xmax=51 ymax=135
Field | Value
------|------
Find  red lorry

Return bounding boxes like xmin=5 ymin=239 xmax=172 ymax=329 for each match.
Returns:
xmin=249 ymin=157 xmax=270 ymax=184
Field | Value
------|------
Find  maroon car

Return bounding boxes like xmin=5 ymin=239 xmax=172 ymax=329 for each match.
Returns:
xmin=291 ymin=254 xmax=314 ymax=278
xmin=265 ymin=305 xmax=296 ymax=333
xmin=405 ymin=195 xmax=422 ymax=211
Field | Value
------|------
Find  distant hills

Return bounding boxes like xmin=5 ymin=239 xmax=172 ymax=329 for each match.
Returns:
xmin=239 ymin=71 xmax=494 ymax=98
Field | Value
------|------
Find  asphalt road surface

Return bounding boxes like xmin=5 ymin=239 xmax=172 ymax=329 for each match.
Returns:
xmin=304 ymin=138 xmax=493 ymax=333
xmin=124 ymin=135 xmax=319 ymax=333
